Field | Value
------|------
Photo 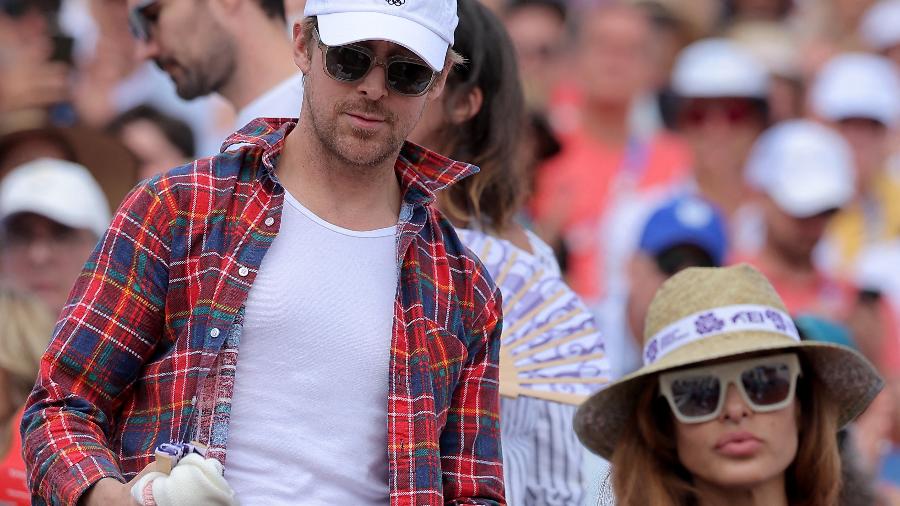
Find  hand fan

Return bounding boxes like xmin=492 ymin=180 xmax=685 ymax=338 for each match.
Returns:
xmin=463 ymin=230 xmax=611 ymax=405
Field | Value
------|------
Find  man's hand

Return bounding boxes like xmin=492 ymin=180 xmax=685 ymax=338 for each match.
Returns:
xmin=79 ymin=463 xmax=158 ymax=506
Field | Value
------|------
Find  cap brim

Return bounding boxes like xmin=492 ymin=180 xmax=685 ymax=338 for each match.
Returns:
xmin=574 ymin=338 xmax=883 ymax=460
xmin=769 ymin=182 xmax=853 ymax=218
xmin=0 ymin=201 xmax=106 ymax=238
xmin=317 ymin=11 xmax=448 ymax=71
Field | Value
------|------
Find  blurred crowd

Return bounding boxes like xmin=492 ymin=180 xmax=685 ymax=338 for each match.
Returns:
xmin=0 ymin=0 xmax=899 ymax=503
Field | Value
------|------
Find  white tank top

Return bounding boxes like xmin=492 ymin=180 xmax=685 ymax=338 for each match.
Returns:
xmin=225 ymin=190 xmax=397 ymax=505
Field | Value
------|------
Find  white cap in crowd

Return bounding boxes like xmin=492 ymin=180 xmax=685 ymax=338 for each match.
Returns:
xmin=745 ymin=120 xmax=856 ymax=218
xmin=304 ymin=0 xmax=459 ymax=71
xmin=0 ymin=158 xmax=111 ymax=238
xmin=671 ymin=38 xmax=769 ymax=99
xmin=810 ymin=53 xmax=900 ymax=128
xmin=860 ymin=0 xmax=900 ymax=52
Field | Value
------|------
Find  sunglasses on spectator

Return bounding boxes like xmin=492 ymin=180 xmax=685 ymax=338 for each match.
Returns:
xmin=658 ymin=353 xmax=801 ymax=424
xmin=128 ymin=0 xmax=161 ymax=42
xmin=680 ymin=100 xmax=760 ymax=127
xmin=314 ymin=29 xmax=438 ymax=97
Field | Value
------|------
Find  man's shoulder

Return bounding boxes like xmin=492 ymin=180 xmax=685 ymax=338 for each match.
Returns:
xmin=148 ymin=148 xmax=263 ymax=199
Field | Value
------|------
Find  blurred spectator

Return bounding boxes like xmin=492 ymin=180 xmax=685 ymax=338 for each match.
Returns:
xmin=721 ymin=0 xmax=793 ymax=26
xmin=0 ymin=284 xmax=55 ymax=506
xmin=671 ymin=39 xmax=769 ymax=227
xmin=0 ymin=158 xmax=110 ymax=315
xmin=503 ymin=0 xmax=568 ymax=112
xmin=529 ymin=2 xmax=690 ymax=304
xmin=809 ymin=53 xmax=900 ymax=276
xmin=108 ymin=104 xmax=194 ymax=180
xmin=0 ymin=124 xmax=138 ymax=208
xmin=740 ymin=120 xmax=900 ymax=372
xmin=0 ymin=0 xmax=73 ymax=131
xmin=69 ymin=0 xmax=232 ymax=156
xmin=601 ymin=195 xmax=728 ymax=380
xmin=127 ymin=0 xmax=302 ymax=130
xmin=728 ymin=21 xmax=806 ymax=123
xmin=860 ymin=0 xmax=900 ymax=67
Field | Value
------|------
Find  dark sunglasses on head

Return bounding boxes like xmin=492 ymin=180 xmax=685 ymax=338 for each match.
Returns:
xmin=128 ymin=0 xmax=161 ymax=42
xmin=314 ymin=29 xmax=437 ymax=97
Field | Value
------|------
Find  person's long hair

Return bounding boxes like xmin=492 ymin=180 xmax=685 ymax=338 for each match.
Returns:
xmin=612 ymin=356 xmax=842 ymax=506
xmin=0 ymin=284 xmax=54 ymax=459
xmin=437 ymin=0 xmax=527 ymax=233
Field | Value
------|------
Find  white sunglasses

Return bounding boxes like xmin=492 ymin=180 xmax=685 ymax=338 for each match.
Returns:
xmin=658 ymin=353 xmax=802 ymax=424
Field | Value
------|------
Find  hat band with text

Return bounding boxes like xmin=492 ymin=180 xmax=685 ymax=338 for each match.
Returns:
xmin=643 ymin=304 xmax=800 ymax=366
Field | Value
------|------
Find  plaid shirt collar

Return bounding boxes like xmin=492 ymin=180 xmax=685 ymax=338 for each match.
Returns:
xmin=222 ymin=118 xmax=478 ymax=207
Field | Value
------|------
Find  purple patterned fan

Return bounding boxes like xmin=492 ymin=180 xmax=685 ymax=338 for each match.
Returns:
xmin=461 ymin=230 xmax=610 ymax=405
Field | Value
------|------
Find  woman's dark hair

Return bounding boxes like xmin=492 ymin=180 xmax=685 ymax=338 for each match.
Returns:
xmin=108 ymin=104 xmax=195 ymax=159
xmin=438 ymin=0 xmax=527 ymax=232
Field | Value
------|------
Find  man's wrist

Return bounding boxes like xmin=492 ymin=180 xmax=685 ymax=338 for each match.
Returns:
xmin=79 ymin=477 xmax=131 ymax=506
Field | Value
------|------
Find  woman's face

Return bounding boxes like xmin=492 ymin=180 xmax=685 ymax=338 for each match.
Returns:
xmin=674 ymin=380 xmax=799 ymax=491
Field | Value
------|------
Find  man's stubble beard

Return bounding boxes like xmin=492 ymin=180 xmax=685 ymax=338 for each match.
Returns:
xmin=307 ymin=92 xmax=417 ymax=169
xmin=161 ymin=30 xmax=237 ymax=100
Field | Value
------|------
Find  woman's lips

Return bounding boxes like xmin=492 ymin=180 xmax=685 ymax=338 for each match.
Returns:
xmin=715 ymin=432 xmax=763 ymax=458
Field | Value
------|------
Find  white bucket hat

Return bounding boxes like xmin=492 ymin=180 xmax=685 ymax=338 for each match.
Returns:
xmin=574 ymin=264 xmax=883 ymax=459
xmin=304 ymin=0 xmax=459 ymax=71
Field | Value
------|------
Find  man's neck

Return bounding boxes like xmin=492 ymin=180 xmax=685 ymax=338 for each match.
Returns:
xmin=220 ymin=19 xmax=299 ymax=112
xmin=277 ymin=120 xmax=403 ymax=232
xmin=582 ymin=101 xmax=631 ymax=146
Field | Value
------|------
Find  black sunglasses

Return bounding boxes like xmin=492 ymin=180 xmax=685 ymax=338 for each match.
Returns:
xmin=128 ymin=0 xmax=161 ymax=42
xmin=314 ymin=29 xmax=437 ymax=97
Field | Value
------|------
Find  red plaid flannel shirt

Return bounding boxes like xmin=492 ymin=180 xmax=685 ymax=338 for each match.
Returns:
xmin=22 ymin=119 xmax=505 ymax=505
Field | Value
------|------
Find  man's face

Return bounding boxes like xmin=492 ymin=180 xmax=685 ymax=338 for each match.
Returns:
xmin=577 ymin=6 xmax=652 ymax=106
xmin=763 ymin=197 xmax=835 ymax=263
xmin=129 ymin=0 xmax=236 ymax=99
xmin=294 ymin=28 xmax=446 ymax=168
xmin=504 ymin=5 xmax=565 ymax=107
xmin=0 ymin=213 xmax=97 ymax=315
xmin=679 ymin=97 xmax=766 ymax=178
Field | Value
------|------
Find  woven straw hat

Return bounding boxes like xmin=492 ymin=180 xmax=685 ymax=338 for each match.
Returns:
xmin=575 ymin=264 xmax=883 ymax=460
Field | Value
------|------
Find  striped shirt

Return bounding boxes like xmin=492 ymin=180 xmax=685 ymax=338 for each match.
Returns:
xmin=22 ymin=119 xmax=505 ymax=506
xmin=457 ymin=229 xmax=610 ymax=505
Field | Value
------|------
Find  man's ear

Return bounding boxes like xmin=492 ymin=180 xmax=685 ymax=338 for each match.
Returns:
xmin=292 ymin=21 xmax=313 ymax=74
xmin=426 ymin=62 xmax=454 ymax=101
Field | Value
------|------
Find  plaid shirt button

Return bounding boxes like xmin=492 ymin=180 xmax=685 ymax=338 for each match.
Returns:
xmin=209 ymin=328 xmax=220 ymax=338
xmin=264 ymin=217 xmax=275 ymax=226
xmin=238 ymin=267 xmax=249 ymax=277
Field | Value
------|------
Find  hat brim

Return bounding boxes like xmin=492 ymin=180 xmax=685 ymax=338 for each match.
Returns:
xmin=574 ymin=336 xmax=883 ymax=460
xmin=317 ymin=11 xmax=448 ymax=71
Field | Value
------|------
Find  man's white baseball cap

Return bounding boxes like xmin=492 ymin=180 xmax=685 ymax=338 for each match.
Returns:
xmin=304 ymin=0 xmax=459 ymax=72
xmin=671 ymin=38 xmax=769 ymax=99
xmin=810 ymin=53 xmax=900 ymax=128
xmin=860 ymin=0 xmax=900 ymax=52
xmin=0 ymin=158 xmax=111 ymax=238
xmin=745 ymin=120 xmax=855 ymax=218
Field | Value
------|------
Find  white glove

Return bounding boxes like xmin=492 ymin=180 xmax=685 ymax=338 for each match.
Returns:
xmin=130 ymin=454 xmax=238 ymax=506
